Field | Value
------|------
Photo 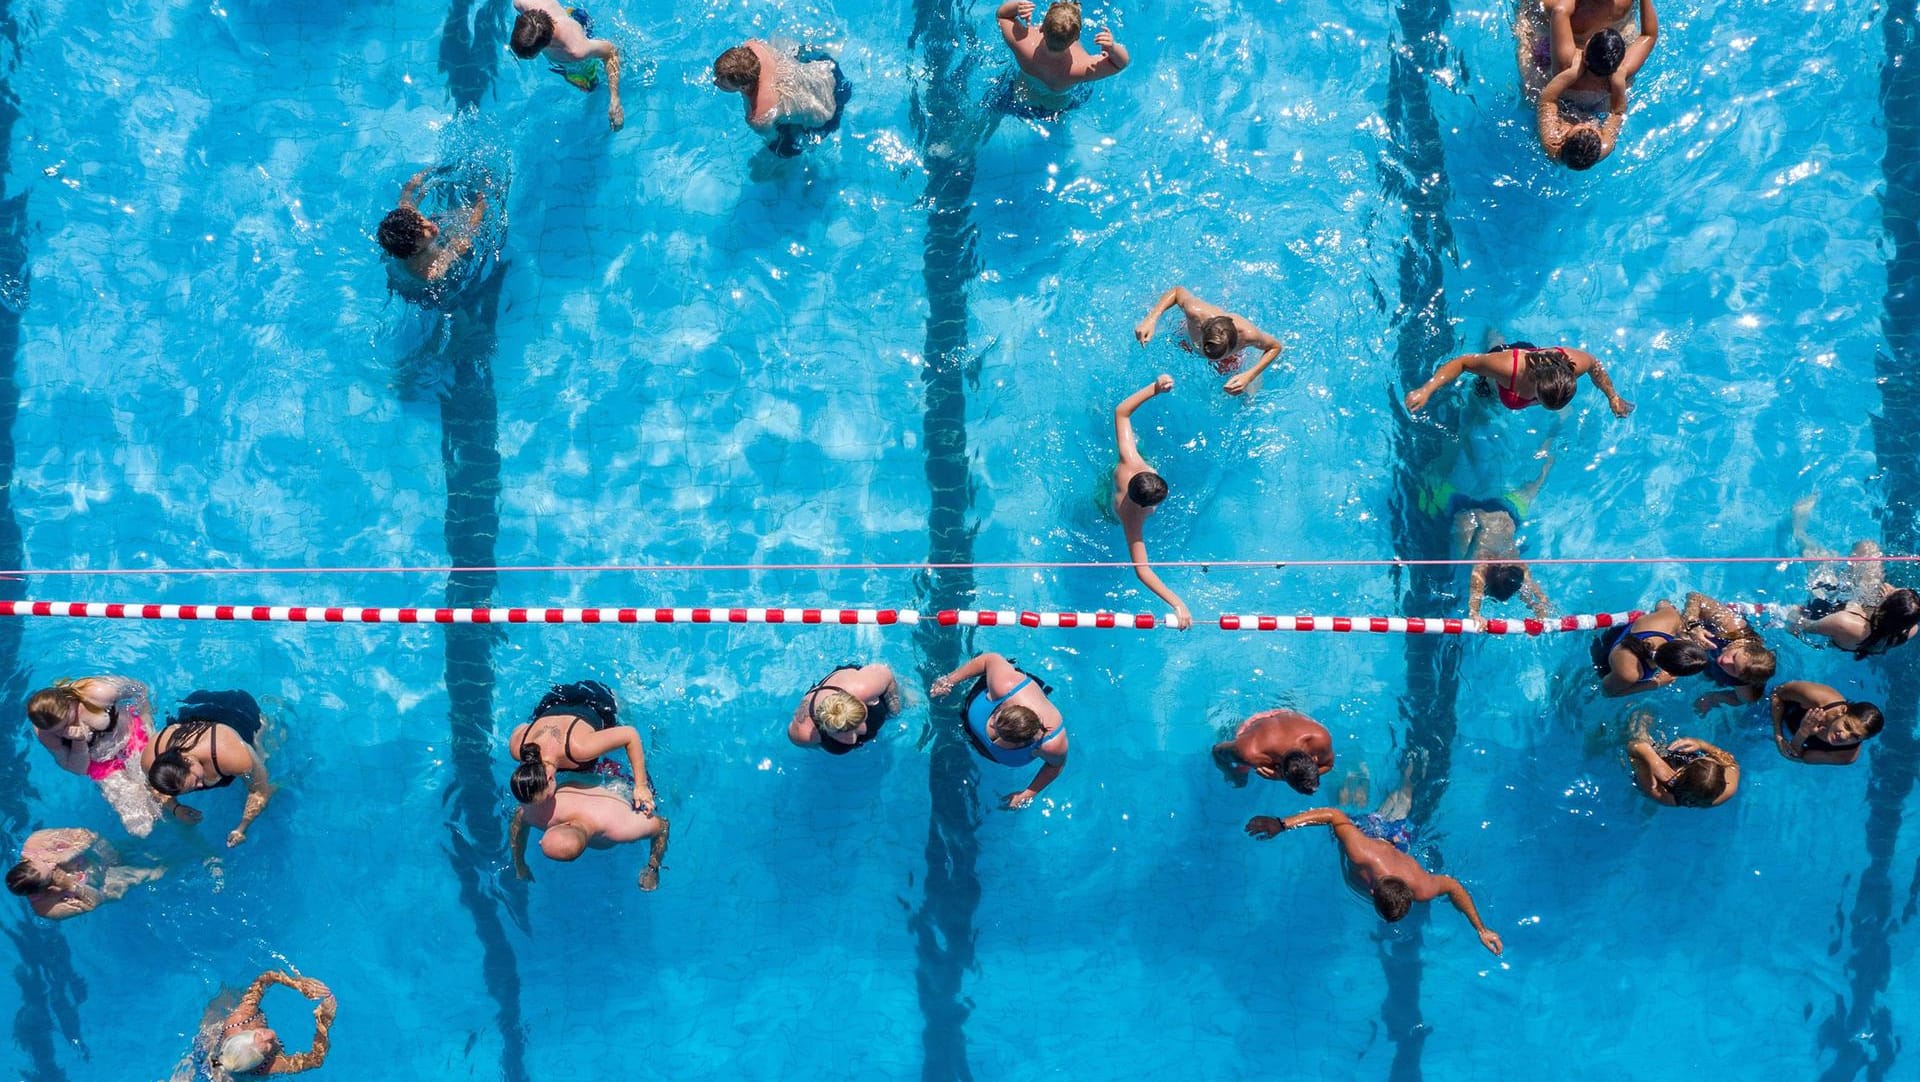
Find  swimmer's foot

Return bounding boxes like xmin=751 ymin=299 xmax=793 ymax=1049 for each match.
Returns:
xmin=638 ymin=818 xmax=670 ymax=892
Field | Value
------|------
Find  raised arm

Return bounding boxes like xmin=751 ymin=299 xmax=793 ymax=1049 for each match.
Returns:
xmin=1134 ymin=286 xmax=1189 ymax=344
xmin=1546 ymin=0 xmax=1579 ymax=72
xmin=1007 ymin=736 xmax=1067 ymax=810
xmin=1615 ymin=0 xmax=1659 ymax=82
xmin=1627 ymin=738 xmax=1676 ymax=804
xmin=1439 ymin=876 xmax=1504 ymax=955
xmin=230 ymin=973 xmax=279 ymax=1024
xmin=399 ymin=169 xmax=432 ymax=208
xmin=1113 ymin=375 xmax=1172 ymax=466
xmin=997 ymin=0 xmax=1034 ymax=45
xmin=267 ymin=990 xmax=336 ymax=1074
xmin=509 ymin=808 xmax=532 ymax=881
xmin=1090 ymin=29 xmax=1130 ymax=76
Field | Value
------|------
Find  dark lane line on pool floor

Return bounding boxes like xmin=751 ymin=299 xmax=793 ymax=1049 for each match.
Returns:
xmin=906 ymin=7 xmax=989 ymax=1080
xmin=1380 ymin=0 xmax=1464 ymax=1076
xmin=434 ymin=8 xmax=531 ymax=1081
xmin=1819 ymin=6 xmax=1920 ymax=1079
xmin=0 ymin=8 xmax=82 ymax=1075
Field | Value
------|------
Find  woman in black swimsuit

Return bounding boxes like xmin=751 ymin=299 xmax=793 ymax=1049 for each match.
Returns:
xmin=1771 ymin=680 xmax=1885 ymax=766
xmin=508 ymin=680 xmax=656 ymax=812
xmin=789 ymin=662 xmax=901 ymax=755
xmin=141 ymin=690 xmax=274 ymax=848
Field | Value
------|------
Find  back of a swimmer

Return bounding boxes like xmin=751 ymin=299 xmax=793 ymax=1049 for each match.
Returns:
xmin=997 ymin=2 xmax=1129 ymax=93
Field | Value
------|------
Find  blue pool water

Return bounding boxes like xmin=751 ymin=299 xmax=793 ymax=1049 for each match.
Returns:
xmin=2 ymin=0 xmax=1918 ymax=1078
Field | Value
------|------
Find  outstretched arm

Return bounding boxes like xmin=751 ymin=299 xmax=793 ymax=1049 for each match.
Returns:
xmin=399 ymin=169 xmax=432 ymax=208
xmin=930 ymin=652 xmax=1001 ymax=698
xmin=573 ymin=725 xmax=654 ymax=811
xmin=1245 ymin=806 xmax=1353 ymax=838
xmin=1584 ymin=356 xmax=1633 ymax=416
xmin=1126 ymin=527 xmax=1192 ymax=629
xmin=1090 ymin=29 xmax=1130 ymax=76
xmin=1225 ymin=330 xmax=1284 ymax=395
xmin=1440 ymin=877 xmax=1503 ymax=954
xmin=592 ymin=40 xmax=624 ymax=130
xmin=1113 ymin=375 xmax=1172 ymax=466
xmin=267 ymin=990 xmax=337 ymax=1074
xmin=1007 ymin=742 xmax=1067 ymax=809
xmin=1405 ymin=353 xmax=1482 ymax=412
xmin=1134 ymin=286 xmax=1189 ymax=344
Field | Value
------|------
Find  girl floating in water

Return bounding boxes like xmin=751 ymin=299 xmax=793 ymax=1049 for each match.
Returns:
xmin=27 ymin=675 xmax=174 ymax=836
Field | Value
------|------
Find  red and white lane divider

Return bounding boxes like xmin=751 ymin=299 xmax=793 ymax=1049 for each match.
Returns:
xmin=0 ymin=599 xmax=1786 ymax=635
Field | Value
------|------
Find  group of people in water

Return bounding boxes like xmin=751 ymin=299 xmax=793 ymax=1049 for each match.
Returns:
xmin=2 ymin=0 xmax=1907 ymax=1075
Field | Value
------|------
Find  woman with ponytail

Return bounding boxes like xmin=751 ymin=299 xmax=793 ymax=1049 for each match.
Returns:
xmin=506 ymin=680 xmax=656 ymax=813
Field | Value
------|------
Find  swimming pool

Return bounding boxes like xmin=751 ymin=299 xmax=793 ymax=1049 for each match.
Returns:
xmin=1 ymin=0 xmax=1916 ymax=1077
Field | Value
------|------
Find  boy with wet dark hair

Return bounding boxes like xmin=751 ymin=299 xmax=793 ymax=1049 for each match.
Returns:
xmin=510 ymin=0 xmax=624 ymax=131
xmin=1134 ymin=285 xmax=1285 ymax=395
xmin=1212 ymin=710 xmax=1335 ymax=794
xmin=1110 ymin=374 xmax=1191 ymax=629
xmin=377 ymin=169 xmax=488 ymax=284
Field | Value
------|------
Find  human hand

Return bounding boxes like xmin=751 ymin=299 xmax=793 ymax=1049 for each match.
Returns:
xmin=930 ymin=675 xmax=958 ymax=698
xmin=1404 ymin=387 xmax=1430 ymax=412
xmin=632 ymin=789 xmax=656 ymax=816
xmin=1244 ymin=815 xmax=1287 ymax=839
xmin=1223 ymin=372 xmax=1251 ymax=395
xmin=609 ymin=101 xmax=625 ymax=131
xmin=1134 ymin=317 xmax=1155 ymax=345
xmin=226 ymin=829 xmax=247 ymax=848
xmin=1172 ymin=603 xmax=1193 ymax=630
xmin=1610 ymin=395 xmax=1635 ymax=417
xmin=1015 ymin=1 xmax=1034 ymax=19
xmin=1001 ymin=789 xmax=1036 ymax=810
xmin=1095 ymin=28 xmax=1115 ymax=49
xmin=1668 ymin=738 xmax=1702 ymax=755
xmin=171 ymin=802 xmax=202 ymax=825
xmin=1154 ymin=373 xmax=1174 ymax=393
xmin=1480 ymin=928 xmax=1504 ymax=956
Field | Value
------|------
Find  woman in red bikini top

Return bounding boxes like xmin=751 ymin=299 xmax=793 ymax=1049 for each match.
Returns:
xmin=1404 ymin=336 xmax=1634 ymax=417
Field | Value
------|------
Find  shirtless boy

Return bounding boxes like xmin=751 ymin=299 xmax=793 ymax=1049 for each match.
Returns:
xmin=1212 ymin=710 xmax=1334 ymax=793
xmin=1135 ymin=286 xmax=1284 ymax=395
xmin=1112 ymin=374 xmax=1192 ymax=629
xmin=510 ymin=0 xmax=625 ymax=130
xmin=512 ymin=780 xmax=670 ymax=891
xmin=997 ymin=1 xmax=1129 ymax=108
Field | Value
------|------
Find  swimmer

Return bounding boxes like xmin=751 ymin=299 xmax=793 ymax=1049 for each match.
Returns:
xmin=1426 ymin=434 xmax=1557 ymax=621
xmin=6 ymin=829 xmax=163 ymax=921
xmin=790 ymin=662 xmax=902 ymax=755
xmin=1246 ymin=754 xmax=1502 ymax=955
xmin=1535 ymin=9 xmax=1651 ymax=175
xmin=1787 ymin=497 xmax=1920 ymax=658
xmin=377 ymin=170 xmax=488 ymax=284
xmin=509 ymin=0 xmax=624 ymax=130
xmin=1679 ymin=591 xmax=1777 ymax=713
xmin=932 ymin=652 xmax=1067 ymax=810
xmin=509 ymin=680 xmax=656 ymax=813
xmin=1405 ymin=331 xmax=1632 ymax=417
xmin=1211 ymin=710 xmax=1334 ymax=793
xmin=997 ymin=1 xmax=1129 ymax=109
xmin=712 ymin=41 xmax=853 ymax=158
xmin=1771 ymin=681 xmax=1885 ymax=767
xmin=27 ymin=675 xmax=178 ymax=836
xmin=1111 ymin=374 xmax=1193 ymax=629
xmin=511 ymin=776 xmax=670 ymax=890
xmin=183 ymin=971 xmax=336 ymax=1078
xmin=1133 ymin=286 xmax=1284 ymax=395
xmin=1625 ymin=711 xmax=1738 ymax=808
xmin=1591 ymin=599 xmax=1709 ymax=698
xmin=1545 ymin=0 xmax=1658 ymax=78
xmin=141 ymin=690 xmax=275 ymax=849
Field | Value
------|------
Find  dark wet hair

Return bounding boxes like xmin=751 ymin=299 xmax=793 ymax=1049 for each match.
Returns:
xmin=1484 ymin=563 xmax=1526 ymax=602
xmin=1561 ymin=128 xmax=1605 ymax=171
xmin=1374 ymin=877 xmax=1415 ymax=922
xmin=1667 ymin=758 xmax=1728 ymax=808
xmin=6 ymin=861 xmax=50 ymax=896
xmin=995 ymin=704 xmax=1045 ymax=744
xmin=1849 ymin=702 xmax=1886 ymax=741
xmin=1280 ymin=750 xmax=1319 ymax=795
xmin=1857 ymin=589 xmax=1920 ymax=659
xmin=1127 ymin=472 xmax=1168 ymax=507
xmin=1584 ymin=29 xmax=1626 ymax=76
xmin=1041 ymin=2 xmax=1082 ymax=50
xmin=1652 ymin=639 xmax=1710 ymax=676
xmin=147 ymin=717 xmax=218 ymax=795
xmin=1526 ymin=351 xmax=1579 ymax=409
xmin=714 ymin=46 xmax=760 ymax=91
xmin=1198 ymin=316 xmax=1238 ymax=360
xmin=378 ymin=207 xmax=431 ymax=259
xmin=510 ymin=741 xmax=549 ymax=804
xmin=510 ymin=11 xmax=555 ymax=58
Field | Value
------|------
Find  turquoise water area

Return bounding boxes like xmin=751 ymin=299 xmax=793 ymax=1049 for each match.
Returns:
xmin=1 ymin=0 xmax=1917 ymax=1078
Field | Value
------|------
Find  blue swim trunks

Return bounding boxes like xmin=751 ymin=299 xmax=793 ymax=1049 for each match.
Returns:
xmin=1356 ymin=813 xmax=1416 ymax=854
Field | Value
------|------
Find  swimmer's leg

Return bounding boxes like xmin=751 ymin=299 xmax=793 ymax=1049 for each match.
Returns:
xmin=637 ymin=817 xmax=670 ymax=892
xmin=1336 ymin=761 xmax=1372 ymax=808
xmin=100 ymin=864 xmax=164 ymax=901
xmin=1376 ymin=749 xmax=1423 ymax=820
